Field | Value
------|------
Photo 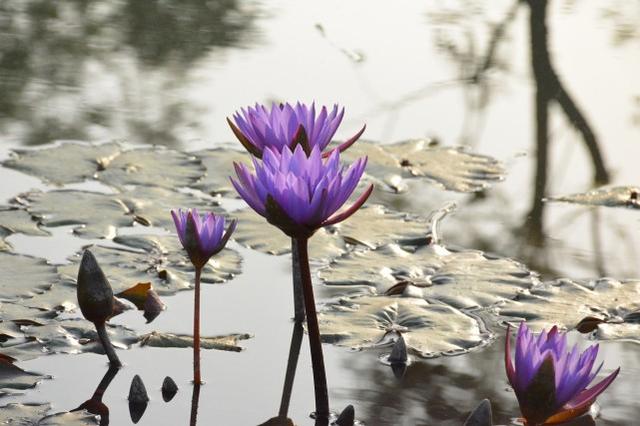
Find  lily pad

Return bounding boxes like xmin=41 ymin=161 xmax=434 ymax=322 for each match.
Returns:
xmin=319 ymin=296 xmax=488 ymax=357
xmin=0 ymin=252 xmax=59 ymax=300
xmin=192 ymin=148 xmax=251 ymax=196
xmin=0 ymin=358 xmax=46 ymax=391
xmin=231 ymin=208 xmax=346 ymax=261
xmin=139 ymin=331 xmax=252 ymax=352
xmin=0 ymin=207 xmax=49 ymax=236
xmin=22 ymin=190 xmax=132 ymax=239
xmin=498 ymin=278 xmax=640 ymax=341
xmin=0 ymin=403 xmax=96 ymax=425
xmin=318 ymin=242 xmax=536 ymax=309
xmin=96 ymin=146 xmax=205 ymax=190
xmin=341 ymin=140 xmax=505 ymax=193
xmin=545 ymin=186 xmax=640 ymax=209
xmin=384 ymin=140 xmax=505 ymax=192
xmin=2 ymin=142 xmax=122 ymax=185
xmin=119 ymin=186 xmax=222 ymax=232
xmin=16 ymin=319 xmax=139 ymax=357
xmin=334 ymin=204 xmax=429 ymax=249
xmin=22 ymin=188 xmax=220 ymax=239
xmin=57 ymin=234 xmax=242 ymax=295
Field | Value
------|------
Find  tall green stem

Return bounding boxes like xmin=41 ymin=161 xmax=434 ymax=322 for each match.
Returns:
xmin=291 ymin=238 xmax=306 ymax=322
xmin=190 ymin=383 xmax=201 ymax=426
xmin=295 ymin=237 xmax=329 ymax=419
xmin=193 ymin=267 xmax=202 ymax=385
xmin=95 ymin=321 xmax=121 ymax=368
xmin=278 ymin=322 xmax=304 ymax=417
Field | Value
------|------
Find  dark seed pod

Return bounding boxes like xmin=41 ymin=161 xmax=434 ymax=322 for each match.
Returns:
xmin=463 ymin=399 xmax=493 ymax=426
xmin=77 ymin=250 xmax=114 ymax=324
xmin=161 ymin=376 xmax=178 ymax=402
xmin=128 ymin=375 xmax=149 ymax=404
xmin=334 ymin=404 xmax=355 ymax=426
xmin=388 ymin=334 xmax=408 ymax=365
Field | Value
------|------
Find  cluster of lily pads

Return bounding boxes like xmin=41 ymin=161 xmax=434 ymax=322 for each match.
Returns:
xmin=0 ymin=102 xmax=637 ymax=424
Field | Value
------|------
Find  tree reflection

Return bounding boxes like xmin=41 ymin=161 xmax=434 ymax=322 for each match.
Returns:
xmin=0 ymin=0 xmax=259 ymax=146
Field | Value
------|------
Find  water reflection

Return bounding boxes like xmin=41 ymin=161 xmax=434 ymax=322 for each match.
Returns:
xmin=259 ymin=322 xmax=302 ymax=426
xmin=72 ymin=366 xmax=119 ymax=426
xmin=0 ymin=0 xmax=260 ymax=146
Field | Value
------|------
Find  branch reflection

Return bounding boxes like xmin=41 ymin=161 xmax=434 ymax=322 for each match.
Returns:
xmin=71 ymin=365 xmax=119 ymax=426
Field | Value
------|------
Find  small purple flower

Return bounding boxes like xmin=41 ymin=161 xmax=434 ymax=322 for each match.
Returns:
xmin=227 ymin=102 xmax=366 ymax=158
xmin=171 ymin=209 xmax=237 ymax=269
xmin=231 ymin=144 xmax=373 ymax=238
xmin=505 ymin=323 xmax=619 ymax=425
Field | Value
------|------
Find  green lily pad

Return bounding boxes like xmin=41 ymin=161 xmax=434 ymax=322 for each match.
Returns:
xmin=139 ymin=331 xmax=252 ymax=352
xmin=545 ymin=186 xmax=640 ymax=209
xmin=319 ymin=296 xmax=488 ymax=357
xmin=231 ymin=208 xmax=346 ymax=261
xmin=0 ymin=207 xmax=49 ymax=236
xmin=0 ymin=252 xmax=59 ymax=300
xmin=498 ymin=278 xmax=640 ymax=342
xmin=57 ymin=234 xmax=242 ymax=295
xmin=22 ymin=190 xmax=132 ymax=239
xmin=384 ymin=140 xmax=505 ymax=192
xmin=0 ymin=403 xmax=96 ymax=425
xmin=0 ymin=403 xmax=52 ymax=423
xmin=0 ymin=358 xmax=47 ymax=391
xmin=334 ymin=204 xmax=429 ymax=249
xmin=342 ymin=140 xmax=505 ymax=193
xmin=16 ymin=319 xmax=139 ymax=356
xmin=319 ymin=242 xmax=536 ymax=309
xmin=119 ymin=186 xmax=223 ymax=232
xmin=96 ymin=145 xmax=205 ymax=190
xmin=2 ymin=142 xmax=122 ymax=186
xmin=22 ymin=188 xmax=220 ymax=239
xmin=192 ymin=148 xmax=251 ymax=196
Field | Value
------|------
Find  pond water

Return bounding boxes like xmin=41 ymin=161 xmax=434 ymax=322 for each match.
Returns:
xmin=0 ymin=0 xmax=639 ymax=425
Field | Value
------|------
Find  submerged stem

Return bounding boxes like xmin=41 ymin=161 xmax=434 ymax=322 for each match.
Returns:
xmin=190 ymin=383 xmax=201 ymax=426
xmin=291 ymin=238 xmax=306 ymax=322
xmin=295 ymin=237 xmax=329 ymax=419
xmin=278 ymin=322 xmax=304 ymax=417
xmin=194 ymin=267 xmax=202 ymax=385
xmin=95 ymin=321 xmax=121 ymax=368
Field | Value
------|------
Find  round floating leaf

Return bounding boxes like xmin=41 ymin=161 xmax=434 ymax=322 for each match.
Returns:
xmin=58 ymin=235 xmax=242 ymax=295
xmin=231 ymin=208 xmax=346 ymax=261
xmin=139 ymin=331 xmax=252 ymax=352
xmin=341 ymin=140 xmax=405 ymax=193
xmin=15 ymin=319 xmax=139 ymax=358
xmin=96 ymin=145 xmax=205 ymax=189
xmin=0 ymin=403 xmax=52 ymax=424
xmin=319 ymin=296 xmax=488 ymax=357
xmin=192 ymin=148 xmax=251 ymax=196
xmin=39 ymin=410 xmax=98 ymax=426
xmin=545 ymin=186 xmax=640 ymax=209
xmin=0 ymin=207 xmax=49 ymax=236
xmin=119 ymin=186 xmax=222 ymax=232
xmin=383 ymin=140 xmax=505 ymax=192
xmin=498 ymin=278 xmax=640 ymax=341
xmin=0 ymin=252 xmax=59 ymax=300
xmin=2 ymin=141 xmax=122 ymax=185
xmin=0 ymin=358 xmax=46 ymax=391
xmin=23 ymin=190 xmax=132 ymax=239
xmin=319 ymin=242 xmax=537 ymax=309
xmin=334 ymin=204 xmax=428 ymax=249
xmin=22 ymin=188 xmax=220 ymax=239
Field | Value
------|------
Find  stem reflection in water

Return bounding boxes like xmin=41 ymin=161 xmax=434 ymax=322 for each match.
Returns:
xmin=71 ymin=366 xmax=120 ymax=426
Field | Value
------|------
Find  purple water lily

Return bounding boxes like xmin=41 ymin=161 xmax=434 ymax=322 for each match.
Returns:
xmin=171 ymin=209 xmax=236 ymax=269
xmin=231 ymin=144 xmax=372 ymax=238
xmin=228 ymin=102 xmax=365 ymax=158
xmin=171 ymin=208 xmax=236 ymax=385
xmin=505 ymin=323 xmax=619 ymax=425
xmin=232 ymin=144 xmax=372 ymax=420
